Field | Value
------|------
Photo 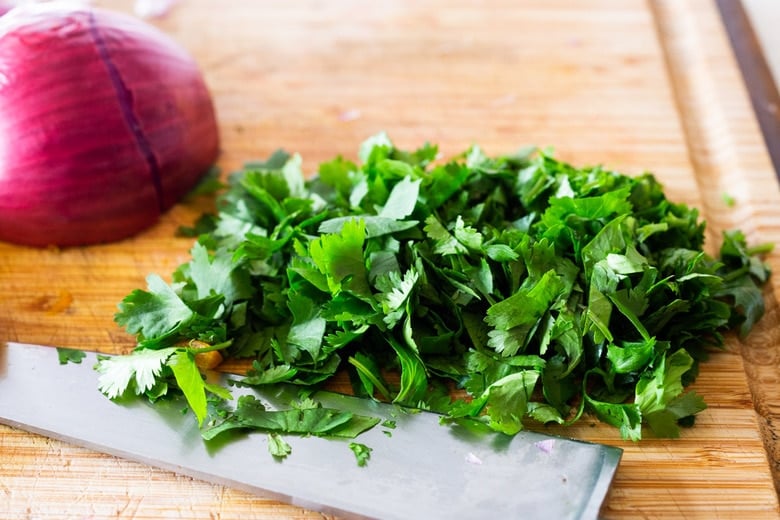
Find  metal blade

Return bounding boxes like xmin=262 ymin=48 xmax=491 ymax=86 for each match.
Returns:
xmin=0 ymin=342 xmax=621 ymax=519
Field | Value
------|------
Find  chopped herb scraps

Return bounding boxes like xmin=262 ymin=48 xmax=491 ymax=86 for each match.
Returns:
xmin=267 ymin=433 xmax=292 ymax=459
xmin=57 ymin=347 xmax=86 ymax=365
xmin=100 ymin=134 xmax=771 ymax=447
xmin=349 ymin=442 xmax=373 ymax=467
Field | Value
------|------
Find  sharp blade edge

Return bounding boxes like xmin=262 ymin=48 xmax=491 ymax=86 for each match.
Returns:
xmin=0 ymin=342 xmax=621 ymax=519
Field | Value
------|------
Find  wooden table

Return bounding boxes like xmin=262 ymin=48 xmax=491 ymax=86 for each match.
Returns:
xmin=2 ymin=0 xmax=780 ymax=518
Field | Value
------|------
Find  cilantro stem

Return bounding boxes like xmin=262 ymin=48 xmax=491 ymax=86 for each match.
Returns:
xmin=747 ymin=243 xmax=774 ymax=256
xmin=347 ymin=356 xmax=392 ymax=401
xmin=186 ymin=339 xmax=232 ymax=353
xmin=720 ymin=266 xmax=750 ymax=283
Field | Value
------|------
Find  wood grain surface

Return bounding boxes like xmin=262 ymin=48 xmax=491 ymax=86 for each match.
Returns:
xmin=2 ymin=0 xmax=780 ymax=518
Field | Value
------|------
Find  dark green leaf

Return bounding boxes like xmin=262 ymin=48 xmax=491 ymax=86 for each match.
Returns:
xmin=57 ymin=348 xmax=86 ymax=365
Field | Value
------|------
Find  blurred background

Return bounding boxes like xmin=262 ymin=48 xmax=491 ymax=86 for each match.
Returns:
xmin=744 ymin=0 xmax=780 ymax=85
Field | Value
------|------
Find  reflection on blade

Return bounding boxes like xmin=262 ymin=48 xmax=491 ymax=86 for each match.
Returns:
xmin=0 ymin=342 xmax=621 ymax=520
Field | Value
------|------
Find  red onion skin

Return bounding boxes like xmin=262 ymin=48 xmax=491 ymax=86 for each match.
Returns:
xmin=0 ymin=4 xmax=219 ymax=247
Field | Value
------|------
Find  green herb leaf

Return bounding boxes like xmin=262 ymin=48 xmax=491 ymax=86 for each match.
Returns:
xmin=485 ymin=270 xmax=566 ymax=356
xmin=96 ymin=347 xmax=177 ymax=399
xmin=57 ymin=347 xmax=86 ymax=365
xmin=168 ymin=349 xmax=209 ymax=426
xmin=267 ymin=433 xmax=292 ymax=458
xmin=309 ymin=218 xmax=371 ymax=298
xmin=202 ymin=395 xmax=381 ymax=441
xmin=115 ymin=275 xmax=194 ymax=339
xmin=349 ymin=442 xmax=373 ymax=467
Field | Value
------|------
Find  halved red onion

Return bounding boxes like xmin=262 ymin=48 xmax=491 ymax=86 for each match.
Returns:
xmin=0 ymin=3 xmax=219 ymax=247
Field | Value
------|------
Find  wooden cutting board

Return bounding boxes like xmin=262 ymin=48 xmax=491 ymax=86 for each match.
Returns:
xmin=2 ymin=0 xmax=780 ymax=517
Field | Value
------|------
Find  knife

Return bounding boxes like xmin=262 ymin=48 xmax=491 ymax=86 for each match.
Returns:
xmin=0 ymin=341 xmax=621 ymax=519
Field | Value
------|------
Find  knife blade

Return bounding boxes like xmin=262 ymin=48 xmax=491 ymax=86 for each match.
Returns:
xmin=0 ymin=342 xmax=621 ymax=519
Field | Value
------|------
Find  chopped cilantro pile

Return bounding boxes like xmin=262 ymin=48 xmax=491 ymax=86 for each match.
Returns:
xmin=97 ymin=133 xmax=771 ymax=444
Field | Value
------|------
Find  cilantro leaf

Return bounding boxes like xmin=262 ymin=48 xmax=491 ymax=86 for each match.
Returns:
xmin=286 ymin=291 xmax=327 ymax=361
xmin=309 ymin=218 xmax=371 ymax=298
xmin=483 ymin=371 xmax=540 ymax=435
xmin=318 ymin=215 xmax=418 ymax=238
xmin=267 ymin=433 xmax=292 ymax=459
xmin=586 ymin=397 xmax=643 ymax=441
xmin=96 ymin=347 xmax=176 ymax=399
xmin=202 ymin=395 xmax=380 ymax=441
xmin=115 ymin=275 xmax=193 ymax=339
xmin=359 ymin=131 xmax=393 ymax=163
xmin=644 ymin=391 xmax=706 ymax=438
xmin=375 ymin=268 xmax=419 ymax=329
xmin=635 ymin=349 xmax=695 ymax=416
xmin=349 ymin=442 xmax=373 ymax=467
xmin=424 ymin=215 xmax=467 ymax=256
xmin=168 ymin=350 xmax=210 ymax=426
xmin=387 ymin=336 xmax=428 ymax=405
xmin=379 ymin=176 xmax=421 ymax=219
xmin=318 ymin=156 xmax=359 ymax=201
xmin=57 ymin=347 xmax=86 ymax=365
xmin=186 ymin=243 xmax=251 ymax=308
xmin=485 ymin=270 xmax=566 ymax=356
xmin=348 ymin=352 xmax=392 ymax=400
xmin=239 ymin=362 xmax=299 ymax=385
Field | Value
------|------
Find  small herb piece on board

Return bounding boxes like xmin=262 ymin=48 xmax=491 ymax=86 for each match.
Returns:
xmin=267 ymin=433 xmax=292 ymax=459
xmin=722 ymin=192 xmax=736 ymax=208
xmin=57 ymin=347 xmax=86 ymax=365
xmin=104 ymin=134 xmax=772 ymax=443
xmin=349 ymin=442 xmax=373 ymax=467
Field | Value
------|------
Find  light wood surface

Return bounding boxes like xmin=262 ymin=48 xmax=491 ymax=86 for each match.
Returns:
xmin=2 ymin=0 xmax=780 ymax=518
